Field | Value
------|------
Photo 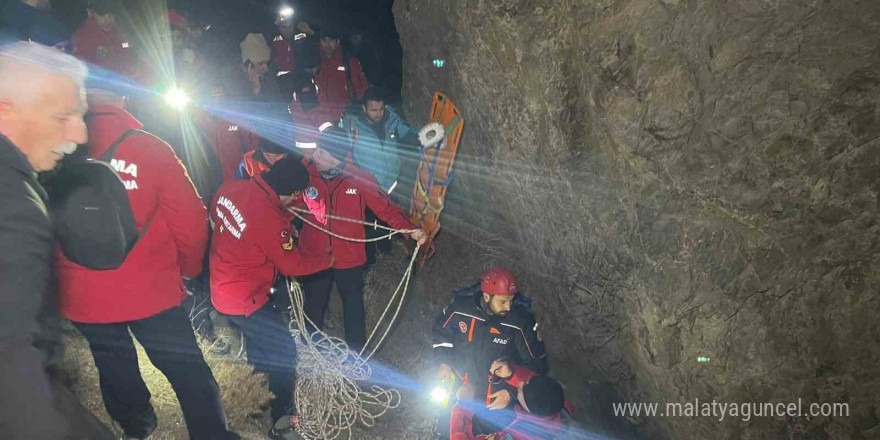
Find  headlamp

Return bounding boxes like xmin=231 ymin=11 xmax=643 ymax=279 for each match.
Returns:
xmin=279 ymin=6 xmax=294 ymax=20
xmin=429 ymin=385 xmax=451 ymax=406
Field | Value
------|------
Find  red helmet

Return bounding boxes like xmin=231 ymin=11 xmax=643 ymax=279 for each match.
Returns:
xmin=481 ymin=267 xmax=518 ymax=296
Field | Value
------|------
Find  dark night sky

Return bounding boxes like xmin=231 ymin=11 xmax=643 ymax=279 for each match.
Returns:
xmin=45 ymin=0 xmax=403 ymax=94
xmin=48 ymin=0 xmax=397 ymax=36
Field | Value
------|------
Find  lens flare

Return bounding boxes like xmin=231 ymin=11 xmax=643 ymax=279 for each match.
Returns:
xmin=163 ymin=86 xmax=190 ymax=109
xmin=430 ymin=386 xmax=450 ymax=404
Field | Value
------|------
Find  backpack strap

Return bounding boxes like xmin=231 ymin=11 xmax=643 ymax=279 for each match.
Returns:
xmin=97 ymin=129 xmax=155 ymax=239
xmin=99 ymin=129 xmax=147 ymax=162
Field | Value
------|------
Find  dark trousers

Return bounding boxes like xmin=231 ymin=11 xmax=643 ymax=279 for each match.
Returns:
xmin=301 ymin=266 xmax=367 ymax=351
xmin=0 ymin=340 xmax=68 ymax=439
xmin=223 ymin=302 xmax=297 ymax=421
xmin=364 ymin=209 xmax=392 ymax=265
xmin=74 ymin=307 xmax=230 ymax=440
xmin=183 ymin=245 xmax=215 ymax=338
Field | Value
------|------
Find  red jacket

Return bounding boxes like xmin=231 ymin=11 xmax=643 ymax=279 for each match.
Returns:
xmin=451 ymin=366 xmax=566 ymax=440
xmin=57 ymin=105 xmax=208 ymax=323
xmin=197 ymin=114 xmax=259 ymax=183
xmin=72 ymin=16 xmax=134 ymax=76
xmin=209 ymin=175 xmax=330 ymax=316
xmin=272 ymin=35 xmax=295 ymax=72
xmin=296 ymin=161 xmax=413 ymax=270
xmin=315 ymin=49 xmax=369 ymax=115
xmin=451 ymin=406 xmax=564 ymax=440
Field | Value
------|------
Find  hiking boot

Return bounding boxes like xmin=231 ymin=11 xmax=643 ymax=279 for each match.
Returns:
xmin=121 ymin=409 xmax=157 ymax=439
xmin=268 ymin=414 xmax=305 ymax=440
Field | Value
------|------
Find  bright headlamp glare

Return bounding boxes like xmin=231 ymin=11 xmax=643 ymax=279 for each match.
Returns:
xmin=278 ymin=6 xmax=294 ymax=20
xmin=429 ymin=385 xmax=451 ymax=406
xmin=163 ymin=86 xmax=190 ymax=110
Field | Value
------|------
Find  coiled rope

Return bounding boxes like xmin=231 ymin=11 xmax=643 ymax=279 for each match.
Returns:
xmin=283 ymin=205 xmax=421 ymax=440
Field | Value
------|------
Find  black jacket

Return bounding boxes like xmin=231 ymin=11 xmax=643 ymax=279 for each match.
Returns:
xmin=0 ymin=134 xmax=54 ymax=346
xmin=432 ymin=290 xmax=547 ymax=393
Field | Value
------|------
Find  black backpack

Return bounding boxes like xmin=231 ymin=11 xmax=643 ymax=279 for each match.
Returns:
xmin=292 ymin=32 xmax=320 ymax=71
xmin=45 ymin=130 xmax=146 ymax=270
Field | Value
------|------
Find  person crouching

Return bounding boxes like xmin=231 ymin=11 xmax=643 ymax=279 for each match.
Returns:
xmin=209 ymin=156 xmax=331 ymax=440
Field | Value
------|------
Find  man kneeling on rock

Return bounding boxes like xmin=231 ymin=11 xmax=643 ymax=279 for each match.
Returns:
xmin=432 ymin=267 xmax=548 ymax=438
xmin=209 ymin=156 xmax=331 ymax=440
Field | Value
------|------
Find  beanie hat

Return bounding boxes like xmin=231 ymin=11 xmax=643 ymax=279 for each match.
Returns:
xmin=317 ymin=126 xmax=352 ymax=161
xmin=240 ymin=33 xmax=271 ymax=64
xmin=261 ymin=157 xmax=309 ymax=196
xmin=522 ymin=375 xmax=565 ymax=417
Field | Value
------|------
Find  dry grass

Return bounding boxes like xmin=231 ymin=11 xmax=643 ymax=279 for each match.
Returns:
xmin=60 ymin=323 xmax=273 ymax=440
xmin=59 ymin=244 xmax=438 ymax=440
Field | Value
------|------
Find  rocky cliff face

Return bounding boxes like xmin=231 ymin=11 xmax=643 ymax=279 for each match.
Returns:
xmin=394 ymin=0 xmax=880 ymax=438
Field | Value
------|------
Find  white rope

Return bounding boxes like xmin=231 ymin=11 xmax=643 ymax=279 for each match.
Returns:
xmin=287 ymin=279 xmax=401 ymax=440
xmin=287 ymin=206 xmax=419 ymax=243
xmin=282 ymin=208 xmax=422 ymax=440
xmin=356 ymin=244 xmax=419 ymax=365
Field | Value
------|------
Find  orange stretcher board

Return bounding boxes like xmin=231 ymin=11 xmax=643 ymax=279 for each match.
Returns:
xmin=408 ymin=92 xmax=464 ymax=266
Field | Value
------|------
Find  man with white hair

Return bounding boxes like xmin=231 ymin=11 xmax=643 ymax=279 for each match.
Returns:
xmin=0 ymin=40 xmax=87 ymax=440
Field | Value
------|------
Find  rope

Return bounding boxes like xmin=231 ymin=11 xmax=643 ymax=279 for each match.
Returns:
xmin=287 ymin=280 xmax=402 ymax=440
xmin=356 ymin=244 xmax=419 ymax=365
xmin=281 ymin=208 xmax=421 ymax=439
xmin=287 ymin=206 xmax=419 ymax=243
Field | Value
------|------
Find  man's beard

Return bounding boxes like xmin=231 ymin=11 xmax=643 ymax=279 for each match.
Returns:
xmin=54 ymin=142 xmax=77 ymax=155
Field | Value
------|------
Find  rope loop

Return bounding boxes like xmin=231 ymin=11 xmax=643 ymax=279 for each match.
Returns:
xmin=282 ymin=208 xmax=421 ymax=439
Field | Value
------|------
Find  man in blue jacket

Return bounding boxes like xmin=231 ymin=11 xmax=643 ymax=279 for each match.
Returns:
xmin=341 ymin=87 xmax=413 ymax=260
xmin=342 ymin=86 xmax=412 ymax=197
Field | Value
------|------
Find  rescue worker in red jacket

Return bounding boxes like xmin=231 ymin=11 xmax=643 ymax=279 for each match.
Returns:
xmin=271 ymin=7 xmax=317 ymax=73
xmin=314 ymin=28 xmax=369 ymax=117
xmin=272 ymin=10 xmax=297 ymax=74
xmin=198 ymin=110 xmax=259 ymax=184
xmin=56 ymin=88 xmax=238 ymax=440
xmin=432 ymin=267 xmax=547 ymax=438
xmin=209 ymin=156 xmax=330 ymax=440
xmin=295 ymin=127 xmax=426 ymax=351
xmin=289 ymin=69 xmax=343 ymax=148
xmin=72 ymin=0 xmax=135 ymax=77
xmin=451 ymin=363 xmax=566 ymax=440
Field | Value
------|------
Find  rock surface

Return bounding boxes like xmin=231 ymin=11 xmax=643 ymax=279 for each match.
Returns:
xmin=393 ymin=0 xmax=880 ymax=438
